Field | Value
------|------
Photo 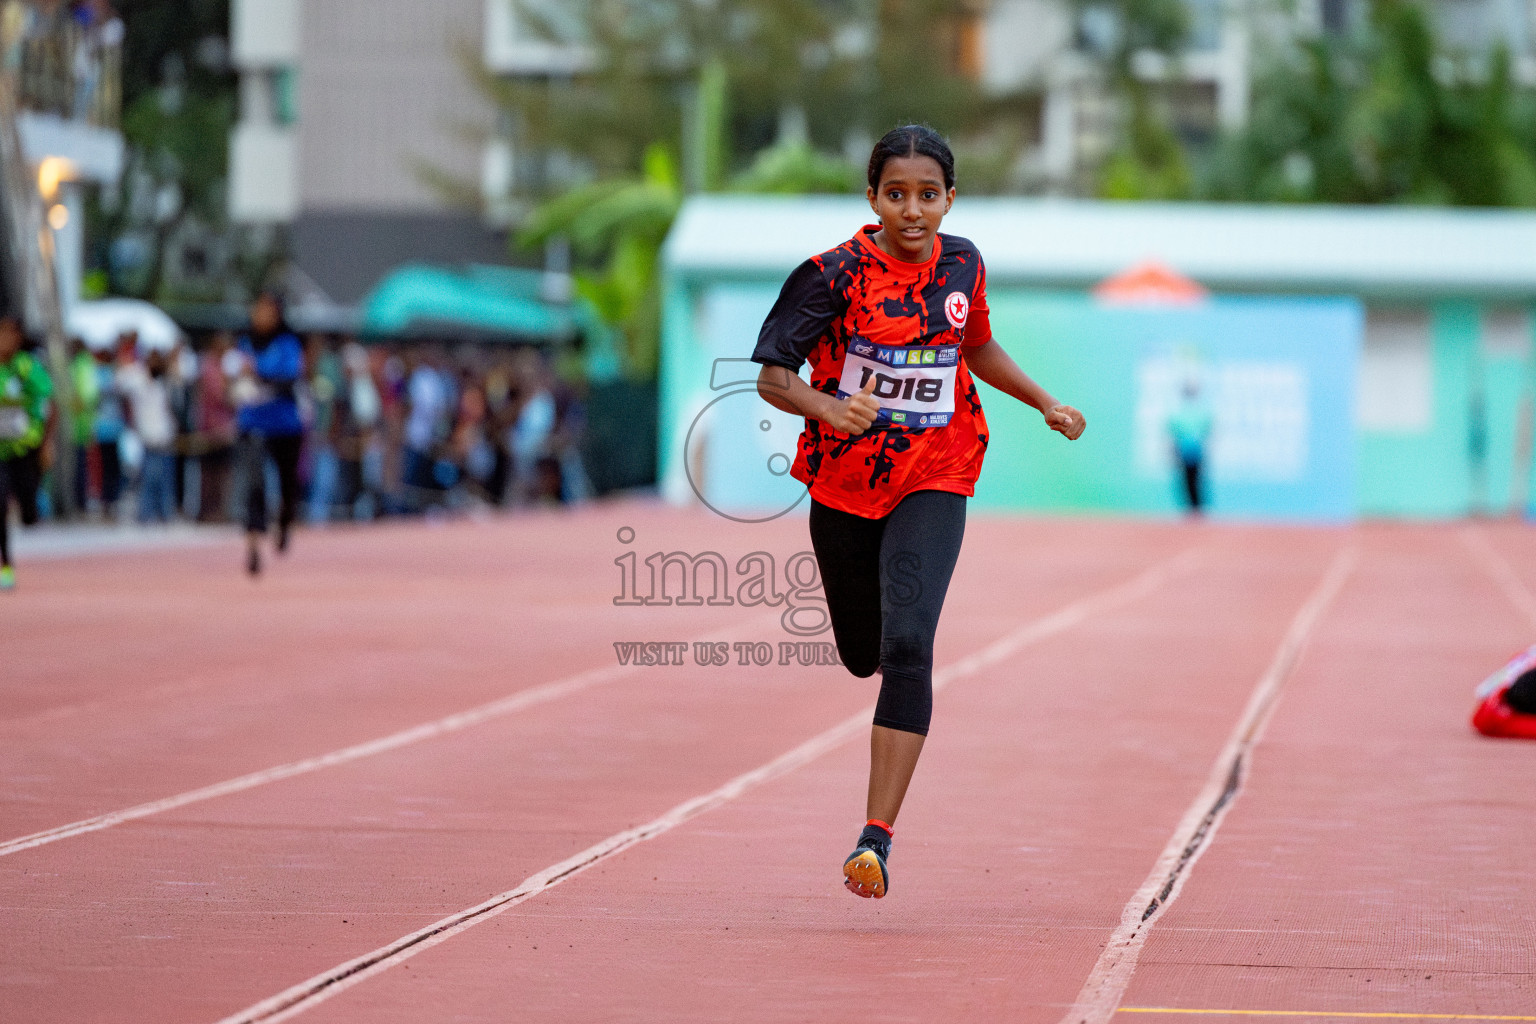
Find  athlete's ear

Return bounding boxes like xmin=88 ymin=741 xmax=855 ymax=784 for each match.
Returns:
xmin=866 ymin=185 xmax=878 ymax=216
xmin=945 ymin=187 xmax=955 ymax=214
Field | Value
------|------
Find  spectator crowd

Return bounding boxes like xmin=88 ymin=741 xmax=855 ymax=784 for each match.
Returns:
xmin=66 ymin=330 xmax=591 ymax=527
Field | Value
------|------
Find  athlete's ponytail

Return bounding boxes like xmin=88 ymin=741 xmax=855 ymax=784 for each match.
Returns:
xmin=867 ymin=125 xmax=955 ymax=191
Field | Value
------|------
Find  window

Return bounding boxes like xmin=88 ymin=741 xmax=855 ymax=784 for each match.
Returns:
xmin=1358 ymin=308 xmax=1433 ymax=433
xmin=484 ymin=0 xmax=594 ymax=76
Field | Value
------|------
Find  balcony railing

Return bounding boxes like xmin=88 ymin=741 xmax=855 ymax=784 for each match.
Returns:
xmin=2 ymin=1 xmax=122 ymax=129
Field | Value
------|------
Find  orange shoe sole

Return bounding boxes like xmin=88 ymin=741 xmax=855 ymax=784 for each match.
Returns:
xmin=843 ymin=849 xmax=887 ymax=899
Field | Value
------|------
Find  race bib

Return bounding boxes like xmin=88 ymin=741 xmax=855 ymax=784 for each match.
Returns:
xmin=837 ymin=339 xmax=959 ymax=429
xmin=0 ymin=406 xmax=29 ymax=441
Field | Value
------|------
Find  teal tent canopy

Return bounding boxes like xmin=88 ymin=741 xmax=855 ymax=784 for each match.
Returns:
xmin=361 ymin=264 xmax=595 ymax=344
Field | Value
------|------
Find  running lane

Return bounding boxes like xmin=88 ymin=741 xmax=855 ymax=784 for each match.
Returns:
xmin=0 ymin=509 xmax=1195 ymax=1023
xmin=1121 ymin=525 xmax=1536 ymax=1017
xmin=267 ymin=527 xmax=1347 ymax=1024
xmin=0 ymin=506 xmax=829 ymax=836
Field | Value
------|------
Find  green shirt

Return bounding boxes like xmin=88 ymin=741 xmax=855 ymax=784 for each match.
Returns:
xmin=0 ymin=350 xmax=53 ymax=459
xmin=70 ymin=351 xmax=99 ymax=446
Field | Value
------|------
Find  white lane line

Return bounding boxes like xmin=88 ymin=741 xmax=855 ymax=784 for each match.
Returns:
xmin=0 ymin=668 xmax=624 ymax=857
xmin=0 ymin=615 xmax=780 ymax=859
xmin=1460 ymin=527 xmax=1536 ymax=630
xmin=1058 ymin=545 xmax=1358 ymax=1024
xmin=211 ymin=546 xmax=1205 ymax=1024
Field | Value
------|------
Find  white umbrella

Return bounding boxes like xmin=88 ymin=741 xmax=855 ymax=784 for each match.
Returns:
xmin=66 ymin=298 xmax=184 ymax=352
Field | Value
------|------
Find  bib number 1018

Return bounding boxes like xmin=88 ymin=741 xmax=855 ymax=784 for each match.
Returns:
xmin=857 ymin=365 xmax=945 ymax=403
xmin=837 ymin=340 xmax=959 ymax=428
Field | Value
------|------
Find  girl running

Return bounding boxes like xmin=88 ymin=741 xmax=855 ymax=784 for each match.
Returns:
xmin=752 ymin=125 xmax=1086 ymax=899
xmin=233 ymin=292 xmax=305 ymax=576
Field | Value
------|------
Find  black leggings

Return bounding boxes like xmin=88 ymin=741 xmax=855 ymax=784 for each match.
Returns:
xmin=240 ymin=433 xmax=302 ymax=535
xmin=809 ymin=490 xmax=967 ymax=736
xmin=0 ymin=448 xmax=42 ymax=567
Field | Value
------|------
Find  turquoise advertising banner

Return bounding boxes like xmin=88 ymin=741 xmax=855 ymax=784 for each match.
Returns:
xmin=661 ymin=286 xmax=1363 ymax=522
xmin=974 ymin=292 xmax=1364 ymax=521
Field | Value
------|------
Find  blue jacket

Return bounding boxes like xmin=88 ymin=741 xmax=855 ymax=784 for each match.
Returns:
xmin=237 ymin=333 xmax=304 ymax=436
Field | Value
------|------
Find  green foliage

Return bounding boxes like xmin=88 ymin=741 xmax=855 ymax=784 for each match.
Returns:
xmin=517 ymin=145 xmax=683 ymax=378
xmin=1100 ymin=102 xmax=1194 ymax=199
xmin=1203 ymin=0 xmax=1536 ymax=206
xmin=81 ymin=269 xmax=110 ymax=300
xmin=103 ymin=86 xmax=234 ymax=300
xmin=121 ymin=88 xmax=233 ymax=223
xmin=730 ymin=141 xmax=864 ymax=194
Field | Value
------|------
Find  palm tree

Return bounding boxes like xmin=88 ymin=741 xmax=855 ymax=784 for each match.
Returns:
xmin=516 ymin=144 xmax=682 ymax=379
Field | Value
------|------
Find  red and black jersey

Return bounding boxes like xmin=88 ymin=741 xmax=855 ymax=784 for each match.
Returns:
xmin=752 ymin=225 xmax=992 ymax=519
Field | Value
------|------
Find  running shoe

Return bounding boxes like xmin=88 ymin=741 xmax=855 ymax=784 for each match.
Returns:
xmin=0 ymin=566 xmax=13 ymax=591
xmin=246 ymin=546 xmax=261 ymax=577
xmin=843 ymin=822 xmax=892 ymax=899
xmin=1472 ymin=686 xmax=1536 ymax=739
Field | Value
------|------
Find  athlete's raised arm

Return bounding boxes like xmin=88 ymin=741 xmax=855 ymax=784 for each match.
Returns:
xmin=756 ymin=364 xmax=880 ymax=436
xmin=962 ymin=339 xmax=1085 ymax=440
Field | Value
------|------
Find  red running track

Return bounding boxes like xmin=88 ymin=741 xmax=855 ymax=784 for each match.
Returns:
xmin=1 ymin=506 xmax=1533 ymax=1023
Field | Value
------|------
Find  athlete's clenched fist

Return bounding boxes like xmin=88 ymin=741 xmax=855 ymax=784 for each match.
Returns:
xmin=1046 ymin=404 xmax=1086 ymax=440
xmin=829 ymin=375 xmax=880 ymax=436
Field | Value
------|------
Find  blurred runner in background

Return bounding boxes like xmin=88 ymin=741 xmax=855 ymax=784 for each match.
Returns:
xmin=0 ymin=315 xmax=54 ymax=590
xmin=234 ymin=293 xmax=305 ymax=576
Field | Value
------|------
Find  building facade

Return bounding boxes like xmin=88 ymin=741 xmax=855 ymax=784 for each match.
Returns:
xmin=229 ymin=0 xmax=505 ymax=306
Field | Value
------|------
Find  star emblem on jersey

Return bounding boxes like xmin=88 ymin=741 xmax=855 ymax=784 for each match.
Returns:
xmin=944 ymin=291 xmax=969 ymax=329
